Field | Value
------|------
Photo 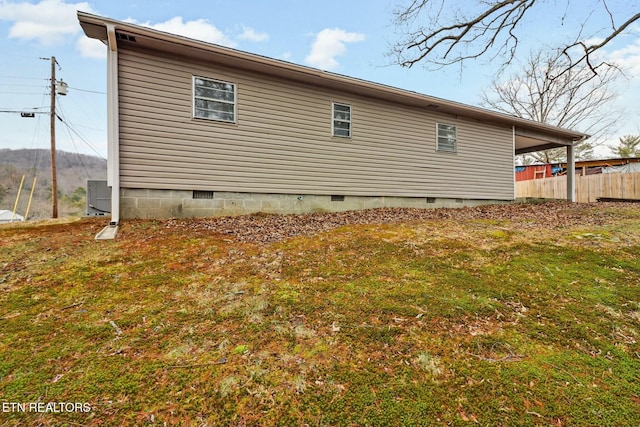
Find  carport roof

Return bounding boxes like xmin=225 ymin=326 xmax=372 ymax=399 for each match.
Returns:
xmin=78 ymin=11 xmax=588 ymax=154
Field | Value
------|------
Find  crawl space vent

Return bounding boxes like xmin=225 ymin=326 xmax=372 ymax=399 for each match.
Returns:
xmin=193 ymin=190 xmax=214 ymax=199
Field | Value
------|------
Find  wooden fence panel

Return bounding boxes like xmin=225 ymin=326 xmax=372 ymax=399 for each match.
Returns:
xmin=621 ymin=173 xmax=638 ymax=199
xmin=515 ymin=171 xmax=640 ymax=202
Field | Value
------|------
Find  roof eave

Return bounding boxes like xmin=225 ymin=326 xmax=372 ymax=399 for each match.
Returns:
xmin=77 ymin=11 xmax=589 ymax=143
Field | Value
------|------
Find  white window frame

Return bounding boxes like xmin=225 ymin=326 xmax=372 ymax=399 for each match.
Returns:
xmin=193 ymin=76 xmax=237 ymax=123
xmin=332 ymin=102 xmax=352 ymax=138
xmin=436 ymin=123 xmax=457 ymax=153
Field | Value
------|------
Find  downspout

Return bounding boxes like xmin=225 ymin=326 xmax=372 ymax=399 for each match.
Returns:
xmin=107 ymin=24 xmax=120 ymax=225
xmin=95 ymin=24 xmax=120 ymax=240
xmin=512 ymin=125 xmax=516 ymax=201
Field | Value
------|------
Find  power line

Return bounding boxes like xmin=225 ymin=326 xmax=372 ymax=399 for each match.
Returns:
xmin=29 ymin=104 xmax=48 ymax=172
xmin=0 ymin=76 xmax=106 ymax=94
xmin=55 ymin=100 xmax=106 ymax=159
xmin=0 ymin=106 xmax=49 ymax=110
xmin=0 ymin=109 xmax=48 ymax=114
xmin=68 ymin=86 xmax=106 ymax=95
xmin=59 ymin=118 xmax=106 ymax=159
xmin=63 ymin=122 xmax=105 ymax=132
xmin=0 ymin=92 xmax=49 ymax=96
xmin=59 ymin=117 xmax=92 ymax=179
xmin=0 ymin=75 xmax=47 ymax=81
xmin=0 ymin=83 xmax=47 ymax=88
xmin=1 ymin=86 xmax=105 ymax=95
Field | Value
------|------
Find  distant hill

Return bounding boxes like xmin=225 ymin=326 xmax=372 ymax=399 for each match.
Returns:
xmin=0 ymin=148 xmax=107 ymax=219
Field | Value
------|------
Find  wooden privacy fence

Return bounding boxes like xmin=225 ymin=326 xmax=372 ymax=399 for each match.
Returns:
xmin=516 ymin=171 xmax=640 ymax=203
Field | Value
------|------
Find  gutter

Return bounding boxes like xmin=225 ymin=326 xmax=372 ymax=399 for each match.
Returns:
xmin=77 ymin=11 xmax=587 ymax=142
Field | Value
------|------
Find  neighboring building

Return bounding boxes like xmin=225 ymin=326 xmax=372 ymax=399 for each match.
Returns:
xmin=516 ymin=157 xmax=640 ymax=181
xmin=0 ymin=210 xmax=24 ymax=223
xmin=515 ymin=164 xmax=561 ymax=181
xmin=78 ymin=12 xmax=588 ymax=226
xmin=561 ymin=157 xmax=640 ymax=176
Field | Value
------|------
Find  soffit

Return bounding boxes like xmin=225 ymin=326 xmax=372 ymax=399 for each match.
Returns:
xmin=78 ymin=12 xmax=588 ymax=152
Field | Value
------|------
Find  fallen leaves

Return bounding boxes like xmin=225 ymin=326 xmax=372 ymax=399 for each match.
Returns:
xmin=161 ymin=201 xmax=634 ymax=244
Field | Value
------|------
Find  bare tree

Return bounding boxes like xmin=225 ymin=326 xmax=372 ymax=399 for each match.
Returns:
xmin=391 ymin=0 xmax=640 ymax=76
xmin=480 ymin=49 xmax=621 ymax=163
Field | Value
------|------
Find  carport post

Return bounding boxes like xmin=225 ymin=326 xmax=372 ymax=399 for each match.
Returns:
xmin=566 ymin=143 xmax=576 ymax=202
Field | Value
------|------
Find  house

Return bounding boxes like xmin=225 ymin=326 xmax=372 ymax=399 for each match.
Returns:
xmin=78 ymin=12 xmax=588 ymax=230
xmin=0 ymin=210 xmax=24 ymax=223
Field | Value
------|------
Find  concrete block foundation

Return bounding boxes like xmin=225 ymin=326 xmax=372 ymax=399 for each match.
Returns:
xmin=120 ymin=188 xmax=512 ymax=219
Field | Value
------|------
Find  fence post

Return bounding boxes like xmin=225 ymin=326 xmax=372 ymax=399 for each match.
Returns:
xmin=566 ymin=145 xmax=576 ymax=202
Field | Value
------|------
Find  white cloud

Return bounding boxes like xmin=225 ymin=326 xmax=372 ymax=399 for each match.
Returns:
xmin=608 ymin=38 xmax=640 ymax=77
xmin=132 ymin=16 xmax=236 ymax=48
xmin=586 ymin=25 xmax=640 ymax=78
xmin=582 ymin=37 xmax=606 ymax=46
xmin=76 ymin=15 xmax=238 ymax=58
xmin=305 ymin=28 xmax=365 ymax=70
xmin=280 ymin=51 xmax=292 ymax=61
xmin=238 ymin=26 xmax=268 ymax=42
xmin=76 ymin=35 xmax=106 ymax=59
xmin=0 ymin=0 xmax=95 ymax=45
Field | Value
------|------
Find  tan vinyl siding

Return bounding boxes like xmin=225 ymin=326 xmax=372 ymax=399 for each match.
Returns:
xmin=117 ymin=47 xmax=515 ymax=200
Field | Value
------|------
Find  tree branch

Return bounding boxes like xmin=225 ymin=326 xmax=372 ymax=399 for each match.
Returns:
xmin=480 ymin=48 xmax=622 ymax=162
xmin=559 ymin=12 xmax=640 ymax=76
xmin=391 ymin=1 xmax=640 ymax=77
xmin=394 ymin=0 xmax=536 ymax=68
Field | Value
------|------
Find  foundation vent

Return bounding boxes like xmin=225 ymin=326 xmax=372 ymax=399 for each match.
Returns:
xmin=193 ymin=190 xmax=214 ymax=199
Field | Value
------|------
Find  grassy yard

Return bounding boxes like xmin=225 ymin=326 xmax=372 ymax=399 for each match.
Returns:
xmin=1 ymin=203 xmax=639 ymax=426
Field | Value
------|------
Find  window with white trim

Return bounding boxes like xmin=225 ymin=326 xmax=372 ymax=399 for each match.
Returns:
xmin=332 ymin=103 xmax=351 ymax=137
xmin=193 ymin=76 xmax=236 ymax=123
xmin=436 ymin=123 xmax=457 ymax=152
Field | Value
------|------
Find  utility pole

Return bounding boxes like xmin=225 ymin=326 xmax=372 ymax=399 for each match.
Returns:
xmin=49 ymin=56 xmax=58 ymax=218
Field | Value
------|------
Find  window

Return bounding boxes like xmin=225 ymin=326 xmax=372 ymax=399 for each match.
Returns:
xmin=193 ymin=76 xmax=236 ymax=122
xmin=437 ymin=123 xmax=457 ymax=152
xmin=332 ymin=103 xmax=351 ymax=137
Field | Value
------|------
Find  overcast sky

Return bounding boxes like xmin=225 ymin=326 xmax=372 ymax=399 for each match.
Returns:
xmin=0 ymin=0 xmax=639 ymax=159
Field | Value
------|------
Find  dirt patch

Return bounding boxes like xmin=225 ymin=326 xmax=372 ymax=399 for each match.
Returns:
xmin=161 ymin=202 xmax=636 ymax=243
